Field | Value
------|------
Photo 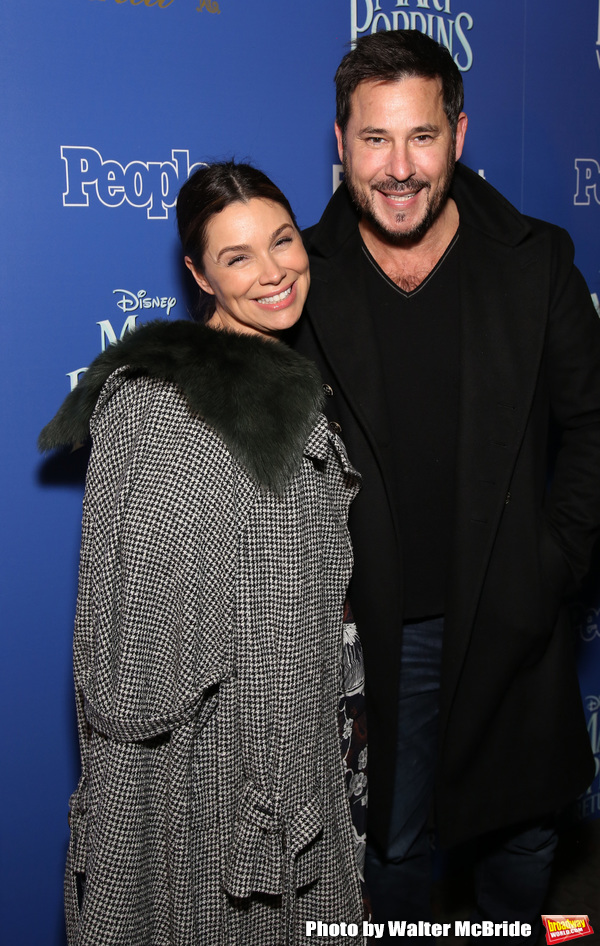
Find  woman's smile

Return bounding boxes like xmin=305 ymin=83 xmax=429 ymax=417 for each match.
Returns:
xmin=186 ymin=198 xmax=310 ymax=339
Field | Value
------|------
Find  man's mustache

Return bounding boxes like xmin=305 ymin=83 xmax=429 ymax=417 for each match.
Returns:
xmin=372 ymin=178 xmax=431 ymax=194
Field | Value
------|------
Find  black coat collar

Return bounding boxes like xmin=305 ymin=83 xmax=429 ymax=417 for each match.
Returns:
xmin=305 ymin=162 xmax=532 ymax=260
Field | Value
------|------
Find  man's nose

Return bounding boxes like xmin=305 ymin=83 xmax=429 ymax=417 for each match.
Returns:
xmin=385 ymin=143 xmax=415 ymax=182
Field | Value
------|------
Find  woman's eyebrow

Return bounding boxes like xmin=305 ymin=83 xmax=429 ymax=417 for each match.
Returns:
xmin=216 ymin=224 xmax=294 ymax=261
xmin=216 ymin=243 xmax=250 ymax=261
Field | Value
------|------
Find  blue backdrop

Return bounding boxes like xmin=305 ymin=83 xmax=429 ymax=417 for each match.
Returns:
xmin=1 ymin=2 xmax=599 ymax=942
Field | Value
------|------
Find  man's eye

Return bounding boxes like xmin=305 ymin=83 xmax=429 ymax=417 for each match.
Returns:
xmin=366 ymin=137 xmax=386 ymax=145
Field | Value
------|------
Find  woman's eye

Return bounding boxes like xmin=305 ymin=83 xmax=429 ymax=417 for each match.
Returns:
xmin=275 ymin=237 xmax=293 ymax=248
xmin=227 ymin=255 xmax=247 ymax=266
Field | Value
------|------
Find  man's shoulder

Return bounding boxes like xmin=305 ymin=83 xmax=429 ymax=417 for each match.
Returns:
xmin=453 ymin=163 xmax=572 ymax=253
xmin=521 ymin=211 xmax=572 ymax=245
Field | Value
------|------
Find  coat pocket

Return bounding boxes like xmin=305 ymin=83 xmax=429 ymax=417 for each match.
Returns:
xmin=223 ymin=783 xmax=323 ymax=898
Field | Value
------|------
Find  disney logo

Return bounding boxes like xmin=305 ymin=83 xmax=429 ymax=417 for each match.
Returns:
xmin=581 ymin=607 xmax=600 ymax=642
xmin=114 ymin=289 xmax=177 ymax=316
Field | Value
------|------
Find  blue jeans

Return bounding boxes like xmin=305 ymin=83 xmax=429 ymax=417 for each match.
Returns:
xmin=365 ymin=618 xmax=557 ymax=943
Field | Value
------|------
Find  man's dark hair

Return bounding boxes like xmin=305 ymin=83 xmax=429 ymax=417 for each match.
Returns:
xmin=335 ymin=30 xmax=464 ymax=137
xmin=177 ymin=161 xmax=298 ymax=318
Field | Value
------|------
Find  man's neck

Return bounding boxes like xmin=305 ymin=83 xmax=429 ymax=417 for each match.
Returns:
xmin=359 ymin=198 xmax=460 ymax=293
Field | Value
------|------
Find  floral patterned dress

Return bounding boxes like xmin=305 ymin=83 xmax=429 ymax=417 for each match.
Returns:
xmin=338 ymin=601 xmax=369 ymax=914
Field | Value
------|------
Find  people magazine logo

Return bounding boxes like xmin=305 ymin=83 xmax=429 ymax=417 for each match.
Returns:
xmin=542 ymin=916 xmax=594 ymax=944
xmin=574 ymin=159 xmax=600 ymax=208
xmin=350 ymin=0 xmax=475 ymax=71
xmin=67 ymin=289 xmax=177 ymax=390
xmin=61 ymin=148 xmax=206 ymax=220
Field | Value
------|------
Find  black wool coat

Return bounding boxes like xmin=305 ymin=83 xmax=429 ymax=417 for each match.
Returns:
xmin=287 ymin=163 xmax=600 ymax=850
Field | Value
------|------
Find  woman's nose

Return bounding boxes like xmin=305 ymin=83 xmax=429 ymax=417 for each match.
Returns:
xmin=258 ymin=254 xmax=286 ymax=285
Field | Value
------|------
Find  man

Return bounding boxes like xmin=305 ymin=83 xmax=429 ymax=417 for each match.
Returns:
xmin=288 ymin=29 xmax=600 ymax=940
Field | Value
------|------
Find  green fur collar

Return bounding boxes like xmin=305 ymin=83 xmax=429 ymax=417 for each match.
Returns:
xmin=39 ymin=320 xmax=325 ymax=493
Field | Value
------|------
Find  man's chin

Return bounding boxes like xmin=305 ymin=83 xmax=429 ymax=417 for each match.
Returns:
xmin=364 ymin=209 xmax=433 ymax=246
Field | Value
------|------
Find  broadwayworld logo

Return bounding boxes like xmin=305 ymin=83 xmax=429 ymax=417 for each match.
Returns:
xmin=61 ymin=147 xmax=205 ymax=220
xmin=542 ymin=916 xmax=594 ymax=944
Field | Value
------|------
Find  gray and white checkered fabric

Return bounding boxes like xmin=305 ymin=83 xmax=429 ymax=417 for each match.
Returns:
xmin=65 ymin=370 xmax=364 ymax=945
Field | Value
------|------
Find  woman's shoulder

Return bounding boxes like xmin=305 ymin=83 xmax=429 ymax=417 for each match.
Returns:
xmin=89 ymin=366 xmax=203 ymax=442
xmin=39 ymin=318 xmax=327 ymax=493
xmin=38 ymin=320 xmax=215 ymax=452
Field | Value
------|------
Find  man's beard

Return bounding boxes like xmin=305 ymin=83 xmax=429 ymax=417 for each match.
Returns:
xmin=344 ymin=149 xmax=456 ymax=246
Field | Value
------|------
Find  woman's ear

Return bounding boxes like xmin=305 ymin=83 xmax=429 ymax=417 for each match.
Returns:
xmin=184 ymin=256 xmax=215 ymax=296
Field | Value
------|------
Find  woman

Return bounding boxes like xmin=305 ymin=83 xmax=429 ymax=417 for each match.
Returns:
xmin=40 ymin=162 xmax=365 ymax=945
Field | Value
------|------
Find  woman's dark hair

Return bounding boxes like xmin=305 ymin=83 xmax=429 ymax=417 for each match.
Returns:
xmin=177 ymin=161 xmax=298 ymax=318
xmin=335 ymin=30 xmax=464 ymax=138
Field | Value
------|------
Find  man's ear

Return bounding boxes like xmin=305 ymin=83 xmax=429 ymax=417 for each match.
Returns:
xmin=454 ymin=112 xmax=468 ymax=162
xmin=334 ymin=122 xmax=345 ymax=164
xmin=184 ymin=256 xmax=215 ymax=296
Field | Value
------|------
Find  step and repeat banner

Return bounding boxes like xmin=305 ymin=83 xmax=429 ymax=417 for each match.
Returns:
xmin=1 ymin=1 xmax=599 ymax=941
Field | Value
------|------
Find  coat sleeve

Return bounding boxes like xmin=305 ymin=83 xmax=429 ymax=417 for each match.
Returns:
xmin=66 ymin=374 xmax=248 ymax=946
xmin=75 ymin=371 xmax=242 ymax=733
xmin=543 ymin=227 xmax=600 ymax=586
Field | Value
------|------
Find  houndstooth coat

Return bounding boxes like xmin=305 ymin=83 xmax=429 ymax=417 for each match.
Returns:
xmin=40 ymin=321 xmax=364 ymax=946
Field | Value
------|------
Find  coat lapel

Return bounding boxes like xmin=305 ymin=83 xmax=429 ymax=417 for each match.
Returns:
xmin=307 ymin=249 xmax=390 ymax=448
xmin=443 ymin=219 xmax=550 ymax=703
xmin=307 ymin=243 xmax=401 ymax=543
xmin=305 ymin=185 xmax=392 ymax=452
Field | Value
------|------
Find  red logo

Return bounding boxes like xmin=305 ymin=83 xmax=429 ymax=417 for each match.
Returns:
xmin=542 ymin=916 xmax=594 ymax=944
